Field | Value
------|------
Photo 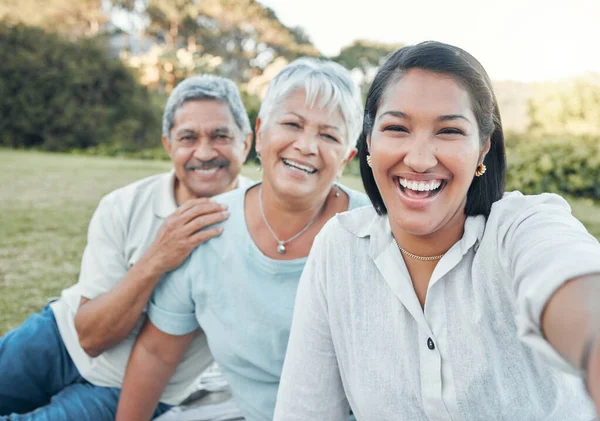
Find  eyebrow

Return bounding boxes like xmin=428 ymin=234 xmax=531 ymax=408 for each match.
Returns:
xmin=212 ymin=127 xmax=233 ymax=135
xmin=174 ymin=129 xmax=197 ymax=137
xmin=286 ymin=112 xmax=341 ymax=132
xmin=378 ymin=110 xmax=472 ymax=124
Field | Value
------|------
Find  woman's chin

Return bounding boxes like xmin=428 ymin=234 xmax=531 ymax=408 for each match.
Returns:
xmin=389 ymin=213 xmax=441 ymax=238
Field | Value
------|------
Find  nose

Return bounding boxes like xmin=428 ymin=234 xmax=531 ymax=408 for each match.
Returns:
xmin=293 ymin=131 xmax=318 ymax=155
xmin=193 ymin=139 xmax=219 ymax=161
xmin=402 ymin=136 xmax=438 ymax=173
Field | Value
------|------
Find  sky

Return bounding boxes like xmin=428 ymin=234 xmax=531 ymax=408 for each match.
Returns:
xmin=259 ymin=0 xmax=600 ymax=82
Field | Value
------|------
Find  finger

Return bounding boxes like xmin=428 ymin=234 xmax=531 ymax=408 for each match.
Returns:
xmin=179 ymin=201 xmax=227 ymax=224
xmin=184 ymin=210 xmax=229 ymax=234
xmin=174 ymin=197 xmax=212 ymax=217
xmin=188 ymin=226 xmax=224 ymax=246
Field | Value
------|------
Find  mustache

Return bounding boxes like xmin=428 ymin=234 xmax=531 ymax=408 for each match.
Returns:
xmin=185 ymin=158 xmax=230 ymax=170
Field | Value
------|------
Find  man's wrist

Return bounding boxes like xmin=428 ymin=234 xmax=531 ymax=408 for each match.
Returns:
xmin=135 ymin=253 xmax=165 ymax=281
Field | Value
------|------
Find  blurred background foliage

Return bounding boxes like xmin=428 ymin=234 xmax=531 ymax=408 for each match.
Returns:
xmin=1 ymin=0 xmax=599 ymax=199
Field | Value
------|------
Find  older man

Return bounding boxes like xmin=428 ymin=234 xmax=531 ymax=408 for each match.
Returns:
xmin=0 ymin=75 xmax=254 ymax=420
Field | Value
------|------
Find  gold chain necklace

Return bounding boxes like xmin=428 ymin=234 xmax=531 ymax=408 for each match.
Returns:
xmin=396 ymin=242 xmax=445 ymax=261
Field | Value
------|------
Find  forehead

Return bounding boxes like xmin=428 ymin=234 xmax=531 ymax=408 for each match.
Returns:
xmin=278 ymin=89 xmax=345 ymax=130
xmin=173 ymin=99 xmax=237 ymax=130
xmin=380 ymin=69 xmax=474 ymax=119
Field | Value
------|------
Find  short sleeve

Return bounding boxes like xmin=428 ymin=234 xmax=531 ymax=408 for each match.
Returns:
xmin=147 ymin=254 xmax=199 ymax=336
xmin=496 ymin=193 xmax=600 ymax=372
xmin=77 ymin=195 xmax=128 ymax=299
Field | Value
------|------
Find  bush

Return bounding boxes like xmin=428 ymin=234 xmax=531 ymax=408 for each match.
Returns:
xmin=506 ymin=136 xmax=600 ymax=200
xmin=0 ymin=22 xmax=162 ymax=152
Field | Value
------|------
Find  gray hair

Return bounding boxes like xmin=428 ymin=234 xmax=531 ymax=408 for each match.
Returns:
xmin=258 ymin=58 xmax=363 ymax=157
xmin=162 ymin=75 xmax=252 ymax=142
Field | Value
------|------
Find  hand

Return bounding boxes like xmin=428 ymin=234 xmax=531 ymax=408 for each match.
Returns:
xmin=143 ymin=198 xmax=229 ymax=274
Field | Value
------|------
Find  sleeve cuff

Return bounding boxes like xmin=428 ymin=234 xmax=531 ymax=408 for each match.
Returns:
xmin=148 ymin=302 xmax=199 ymax=336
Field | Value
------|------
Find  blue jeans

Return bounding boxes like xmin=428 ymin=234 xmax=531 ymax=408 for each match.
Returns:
xmin=0 ymin=306 xmax=171 ymax=420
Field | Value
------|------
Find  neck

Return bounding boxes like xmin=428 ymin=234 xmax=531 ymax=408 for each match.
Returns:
xmin=258 ymin=182 xmax=330 ymax=240
xmin=391 ymin=207 xmax=467 ymax=259
xmin=173 ymin=178 xmax=194 ymax=206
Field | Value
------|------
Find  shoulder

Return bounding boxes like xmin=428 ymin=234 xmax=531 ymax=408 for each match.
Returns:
xmin=491 ymin=190 xmax=571 ymax=214
xmin=94 ymin=172 xmax=168 ymax=220
xmin=313 ymin=205 xmax=379 ymax=253
xmin=336 ymin=184 xmax=371 ymax=210
xmin=189 ymin=187 xmax=249 ymax=260
xmin=487 ymin=190 xmax=575 ymax=229
xmin=100 ymin=172 xmax=167 ymax=209
xmin=211 ymin=184 xmax=247 ymax=208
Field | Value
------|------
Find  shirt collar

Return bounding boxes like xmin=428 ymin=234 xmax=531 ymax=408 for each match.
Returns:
xmin=341 ymin=207 xmax=486 ymax=260
xmin=153 ymin=170 xmax=179 ymax=219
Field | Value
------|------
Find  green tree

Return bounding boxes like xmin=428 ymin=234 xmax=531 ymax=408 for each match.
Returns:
xmin=0 ymin=22 xmax=161 ymax=152
xmin=332 ymin=39 xmax=403 ymax=96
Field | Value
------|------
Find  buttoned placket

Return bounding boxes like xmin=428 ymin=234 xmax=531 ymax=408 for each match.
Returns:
xmin=374 ymin=231 xmax=481 ymax=421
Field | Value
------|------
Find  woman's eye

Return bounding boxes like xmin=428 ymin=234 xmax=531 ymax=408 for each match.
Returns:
xmin=284 ymin=122 xmax=301 ymax=129
xmin=383 ymin=125 xmax=409 ymax=133
xmin=321 ymin=133 xmax=339 ymax=142
xmin=438 ymin=128 xmax=465 ymax=136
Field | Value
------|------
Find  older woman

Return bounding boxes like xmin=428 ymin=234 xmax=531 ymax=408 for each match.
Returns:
xmin=115 ymin=57 xmax=369 ymax=421
xmin=274 ymin=41 xmax=600 ymax=420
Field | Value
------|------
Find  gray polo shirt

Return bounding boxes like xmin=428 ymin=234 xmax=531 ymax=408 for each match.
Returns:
xmin=51 ymin=172 xmax=254 ymax=405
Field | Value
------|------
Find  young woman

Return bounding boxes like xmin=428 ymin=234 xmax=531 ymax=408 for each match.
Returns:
xmin=274 ymin=41 xmax=600 ymax=420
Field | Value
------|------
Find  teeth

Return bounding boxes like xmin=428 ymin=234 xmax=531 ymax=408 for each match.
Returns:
xmin=283 ymin=158 xmax=316 ymax=174
xmin=194 ymin=167 xmax=219 ymax=174
xmin=399 ymin=178 xmax=442 ymax=191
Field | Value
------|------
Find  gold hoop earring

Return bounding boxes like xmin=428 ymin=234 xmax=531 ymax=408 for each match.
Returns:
xmin=366 ymin=154 xmax=372 ymax=167
xmin=475 ymin=163 xmax=487 ymax=177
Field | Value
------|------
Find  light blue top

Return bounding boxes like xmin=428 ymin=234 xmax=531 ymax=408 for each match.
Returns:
xmin=148 ymin=183 xmax=370 ymax=421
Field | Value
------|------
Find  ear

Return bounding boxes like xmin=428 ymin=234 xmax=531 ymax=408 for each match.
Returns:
xmin=254 ymin=117 xmax=264 ymax=156
xmin=479 ymin=136 xmax=491 ymax=163
xmin=366 ymin=134 xmax=372 ymax=152
xmin=161 ymin=135 xmax=172 ymax=155
xmin=343 ymin=147 xmax=358 ymax=165
xmin=241 ymin=132 xmax=253 ymax=162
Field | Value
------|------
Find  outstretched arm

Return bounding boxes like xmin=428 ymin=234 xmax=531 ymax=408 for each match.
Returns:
xmin=116 ymin=319 xmax=197 ymax=421
xmin=74 ymin=196 xmax=227 ymax=357
xmin=542 ymin=274 xmax=600 ymax=413
xmin=497 ymin=194 xmax=600 ymax=414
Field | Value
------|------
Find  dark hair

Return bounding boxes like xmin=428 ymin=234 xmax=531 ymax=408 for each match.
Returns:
xmin=359 ymin=41 xmax=506 ymax=217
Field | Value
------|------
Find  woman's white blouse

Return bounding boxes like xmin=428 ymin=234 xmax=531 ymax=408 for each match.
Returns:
xmin=274 ymin=192 xmax=600 ymax=421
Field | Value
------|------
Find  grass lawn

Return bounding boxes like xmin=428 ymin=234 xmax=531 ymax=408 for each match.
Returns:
xmin=1 ymin=148 xmax=599 ymax=335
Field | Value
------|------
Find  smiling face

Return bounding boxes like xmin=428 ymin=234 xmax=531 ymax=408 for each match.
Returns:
xmin=255 ymin=89 xmax=355 ymax=201
xmin=162 ymin=99 xmax=251 ymax=203
xmin=368 ymin=69 xmax=490 ymax=238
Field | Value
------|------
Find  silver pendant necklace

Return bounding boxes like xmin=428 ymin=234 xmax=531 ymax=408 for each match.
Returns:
xmin=258 ymin=186 xmax=323 ymax=254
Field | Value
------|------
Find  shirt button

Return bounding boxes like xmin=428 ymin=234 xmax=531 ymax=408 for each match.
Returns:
xmin=427 ymin=337 xmax=435 ymax=350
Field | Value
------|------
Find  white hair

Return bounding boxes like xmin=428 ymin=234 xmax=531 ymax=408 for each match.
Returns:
xmin=162 ymin=75 xmax=252 ymax=142
xmin=258 ymin=58 xmax=364 ymax=157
